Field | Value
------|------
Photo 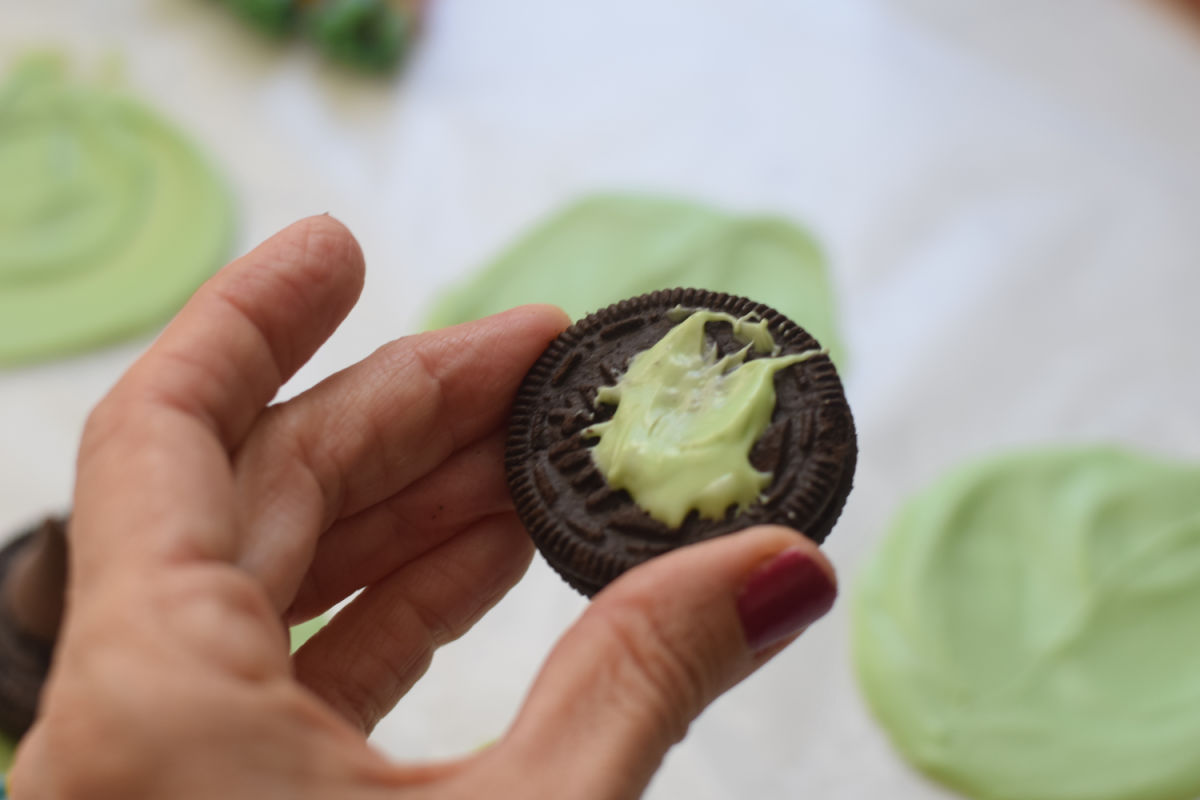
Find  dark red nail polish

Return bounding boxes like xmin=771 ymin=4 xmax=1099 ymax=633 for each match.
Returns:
xmin=736 ymin=547 xmax=836 ymax=652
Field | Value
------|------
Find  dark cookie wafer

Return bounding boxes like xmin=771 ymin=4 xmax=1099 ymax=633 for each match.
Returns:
xmin=506 ymin=288 xmax=856 ymax=597
xmin=0 ymin=517 xmax=66 ymax=740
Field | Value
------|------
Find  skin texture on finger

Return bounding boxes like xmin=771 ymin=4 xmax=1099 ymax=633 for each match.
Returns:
xmin=292 ymin=512 xmax=534 ymax=733
xmin=484 ymin=527 xmax=836 ymax=800
xmin=71 ymin=216 xmax=365 ymax=579
xmin=287 ymin=429 xmax=513 ymax=622
xmin=92 ymin=214 xmax=364 ymax=454
xmin=232 ymin=304 xmax=568 ymax=611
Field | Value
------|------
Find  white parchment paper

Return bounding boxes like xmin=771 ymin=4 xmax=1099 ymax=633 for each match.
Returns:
xmin=4 ymin=1 xmax=1200 ymax=796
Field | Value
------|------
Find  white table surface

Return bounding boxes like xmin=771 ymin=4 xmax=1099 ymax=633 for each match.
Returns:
xmin=4 ymin=1 xmax=1200 ymax=797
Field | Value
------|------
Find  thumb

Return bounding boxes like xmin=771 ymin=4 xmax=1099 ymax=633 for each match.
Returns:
xmin=498 ymin=526 xmax=836 ymax=799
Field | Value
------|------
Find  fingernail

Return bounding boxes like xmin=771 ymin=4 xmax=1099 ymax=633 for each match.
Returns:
xmin=736 ymin=547 xmax=836 ymax=652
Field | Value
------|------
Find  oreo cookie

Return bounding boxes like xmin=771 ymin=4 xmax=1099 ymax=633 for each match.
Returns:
xmin=506 ymin=288 xmax=856 ymax=596
xmin=0 ymin=516 xmax=67 ymax=740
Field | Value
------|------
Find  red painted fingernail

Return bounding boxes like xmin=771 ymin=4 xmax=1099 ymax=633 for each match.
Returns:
xmin=736 ymin=547 xmax=836 ymax=652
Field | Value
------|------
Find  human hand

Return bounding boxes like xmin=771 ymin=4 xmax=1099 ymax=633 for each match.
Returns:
xmin=9 ymin=216 xmax=837 ymax=799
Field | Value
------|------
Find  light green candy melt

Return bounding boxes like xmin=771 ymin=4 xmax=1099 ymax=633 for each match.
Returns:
xmin=0 ymin=733 xmax=12 ymax=775
xmin=425 ymin=194 xmax=845 ymax=367
xmin=0 ymin=54 xmax=234 ymax=366
xmin=289 ymin=615 xmax=327 ymax=651
xmin=586 ymin=309 xmax=821 ymax=527
xmin=853 ymin=447 xmax=1200 ymax=800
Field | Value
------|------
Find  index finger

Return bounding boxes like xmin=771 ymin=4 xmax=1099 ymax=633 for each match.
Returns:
xmin=72 ymin=216 xmax=365 ymax=576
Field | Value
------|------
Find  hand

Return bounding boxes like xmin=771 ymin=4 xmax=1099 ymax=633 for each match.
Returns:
xmin=9 ymin=217 xmax=837 ymax=799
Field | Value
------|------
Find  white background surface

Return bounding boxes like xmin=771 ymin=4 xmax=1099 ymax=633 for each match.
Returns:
xmin=4 ymin=1 xmax=1200 ymax=797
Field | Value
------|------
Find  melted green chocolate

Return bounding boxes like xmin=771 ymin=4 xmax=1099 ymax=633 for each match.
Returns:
xmin=585 ymin=309 xmax=821 ymax=527
xmin=854 ymin=447 xmax=1200 ymax=800
xmin=425 ymin=194 xmax=845 ymax=367
xmin=0 ymin=55 xmax=234 ymax=366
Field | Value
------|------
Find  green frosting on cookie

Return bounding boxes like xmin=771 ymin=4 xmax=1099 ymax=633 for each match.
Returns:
xmin=425 ymin=194 xmax=845 ymax=367
xmin=0 ymin=55 xmax=235 ymax=366
xmin=853 ymin=447 xmax=1200 ymax=800
xmin=586 ymin=308 xmax=822 ymax=526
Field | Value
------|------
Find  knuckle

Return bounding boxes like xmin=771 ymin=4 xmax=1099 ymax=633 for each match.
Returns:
xmin=78 ymin=386 xmax=170 ymax=468
xmin=78 ymin=394 xmax=130 ymax=460
xmin=264 ymin=403 xmax=348 ymax=525
xmin=162 ymin=564 xmax=274 ymax=624
xmin=588 ymin=597 xmax=716 ymax=746
xmin=154 ymin=567 xmax=288 ymax=680
xmin=338 ymin=677 xmax=387 ymax=733
xmin=315 ymin=641 xmax=423 ymax=734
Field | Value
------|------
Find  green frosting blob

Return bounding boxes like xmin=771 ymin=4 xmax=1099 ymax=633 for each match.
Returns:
xmin=853 ymin=447 xmax=1200 ymax=800
xmin=586 ymin=309 xmax=821 ymax=527
xmin=425 ymin=194 xmax=845 ymax=367
xmin=0 ymin=55 xmax=234 ymax=366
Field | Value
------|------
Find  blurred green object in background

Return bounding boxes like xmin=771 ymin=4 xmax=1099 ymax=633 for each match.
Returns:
xmin=289 ymin=615 xmax=327 ymax=651
xmin=307 ymin=0 xmax=412 ymax=72
xmin=0 ymin=731 xmax=12 ymax=775
xmin=220 ymin=0 xmax=300 ymax=36
xmin=0 ymin=54 xmax=235 ymax=366
xmin=854 ymin=446 xmax=1200 ymax=800
xmin=427 ymin=194 xmax=847 ymax=368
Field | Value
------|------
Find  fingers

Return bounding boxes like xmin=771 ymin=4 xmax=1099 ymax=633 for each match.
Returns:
xmin=496 ymin=527 xmax=836 ymax=799
xmin=286 ymin=429 xmax=514 ymax=622
xmin=232 ymin=305 xmax=568 ymax=609
xmin=292 ymin=512 xmax=534 ymax=733
xmin=91 ymin=215 xmax=365 ymax=453
xmin=73 ymin=217 xmax=364 ymax=574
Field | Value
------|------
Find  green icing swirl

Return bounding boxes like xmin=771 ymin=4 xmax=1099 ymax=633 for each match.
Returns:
xmin=0 ymin=55 xmax=234 ymax=366
xmin=853 ymin=447 xmax=1200 ymax=800
xmin=586 ymin=309 xmax=822 ymax=527
xmin=425 ymin=194 xmax=845 ymax=368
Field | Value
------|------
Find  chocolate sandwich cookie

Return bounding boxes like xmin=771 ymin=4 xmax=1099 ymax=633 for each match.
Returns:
xmin=506 ymin=288 xmax=856 ymax=596
xmin=0 ymin=516 xmax=68 ymax=740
